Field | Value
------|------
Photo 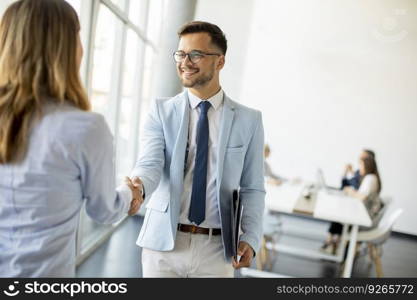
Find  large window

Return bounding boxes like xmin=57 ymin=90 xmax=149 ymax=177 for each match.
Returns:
xmin=0 ymin=0 xmax=165 ymax=266
xmin=70 ymin=0 xmax=165 ymax=264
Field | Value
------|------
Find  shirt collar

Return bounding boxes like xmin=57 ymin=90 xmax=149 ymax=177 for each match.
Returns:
xmin=188 ymin=88 xmax=224 ymax=111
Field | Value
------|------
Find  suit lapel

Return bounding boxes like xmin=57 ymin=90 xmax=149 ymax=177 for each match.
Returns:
xmin=170 ymin=91 xmax=189 ymax=204
xmin=216 ymin=94 xmax=235 ymax=192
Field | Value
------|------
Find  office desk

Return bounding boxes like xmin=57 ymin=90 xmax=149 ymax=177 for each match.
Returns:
xmin=247 ymin=183 xmax=372 ymax=278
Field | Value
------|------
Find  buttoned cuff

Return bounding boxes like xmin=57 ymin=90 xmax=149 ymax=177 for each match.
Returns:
xmin=116 ymin=183 xmax=132 ymax=214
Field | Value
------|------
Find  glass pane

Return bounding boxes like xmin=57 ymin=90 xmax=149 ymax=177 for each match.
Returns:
xmin=115 ymin=29 xmax=144 ymax=183
xmin=138 ymin=45 xmax=156 ymax=141
xmin=142 ymin=45 xmax=155 ymax=102
xmin=146 ymin=0 xmax=164 ymax=45
xmin=128 ymin=0 xmax=148 ymax=29
xmin=90 ymin=4 xmax=124 ymax=134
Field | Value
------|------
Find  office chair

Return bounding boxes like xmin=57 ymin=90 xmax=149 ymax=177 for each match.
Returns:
xmin=345 ymin=207 xmax=403 ymax=277
xmin=257 ymin=210 xmax=283 ymax=271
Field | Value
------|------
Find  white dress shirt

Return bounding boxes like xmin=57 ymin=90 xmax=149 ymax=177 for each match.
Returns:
xmin=0 ymin=101 xmax=131 ymax=277
xmin=179 ymin=89 xmax=224 ymax=229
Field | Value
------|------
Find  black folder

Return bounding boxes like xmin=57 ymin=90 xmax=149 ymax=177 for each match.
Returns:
xmin=231 ymin=189 xmax=243 ymax=260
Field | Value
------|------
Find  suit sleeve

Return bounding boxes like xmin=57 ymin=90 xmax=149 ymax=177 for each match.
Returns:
xmin=238 ymin=111 xmax=266 ymax=254
xmin=130 ymin=99 xmax=166 ymax=202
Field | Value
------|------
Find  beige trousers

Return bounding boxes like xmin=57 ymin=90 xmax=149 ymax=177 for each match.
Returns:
xmin=141 ymin=231 xmax=234 ymax=278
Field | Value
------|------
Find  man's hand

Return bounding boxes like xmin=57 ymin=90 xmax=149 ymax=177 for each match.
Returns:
xmin=125 ymin=176 xmax=143 ymax=216
xmin=232 ymin=241 xmax=254 ymax=269
xmin=131 ymin=176 xmax=144 ymax=190
xmin=267 ymin=177 xmax=282 ymax=186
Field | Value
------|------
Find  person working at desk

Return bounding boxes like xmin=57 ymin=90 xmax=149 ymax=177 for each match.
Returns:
xmin=264 ymin=144 xmax=284 ymax=185
xmin=341 ymin=149 xmax=375 ymax=189
xmin=321 ymin=153 xmax=382 ymax=254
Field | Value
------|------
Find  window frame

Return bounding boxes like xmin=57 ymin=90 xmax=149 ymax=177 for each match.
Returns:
xmin=75 ymin=0 xmax=162 ymax=266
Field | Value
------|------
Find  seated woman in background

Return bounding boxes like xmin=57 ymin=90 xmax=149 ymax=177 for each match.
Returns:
xmin=341 ymin=149 xmax=375 ymax=190
xmin=321 ymin=154 xmax=382 ymax=254
xmin=0 ymin=0 xmax=142 ymax=277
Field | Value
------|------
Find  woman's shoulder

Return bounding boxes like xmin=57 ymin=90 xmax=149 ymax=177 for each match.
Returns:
xmin=363 ymin=174 xmax=378 ymax=182
xmin=43 ymin=102 xmax=106 ymax=128
xmin=361 ymin=174 xmax=379 ymax=190
xmin=40 ymin=101 xmax=110 ymax=141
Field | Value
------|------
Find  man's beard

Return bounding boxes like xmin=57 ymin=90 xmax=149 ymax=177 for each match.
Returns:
xmin=180 ymin=64 xmax=215 ymax=88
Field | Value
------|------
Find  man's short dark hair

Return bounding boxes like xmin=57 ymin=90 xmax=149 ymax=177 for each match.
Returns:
xmin=178 ymin=21 xmax=227 ymax=55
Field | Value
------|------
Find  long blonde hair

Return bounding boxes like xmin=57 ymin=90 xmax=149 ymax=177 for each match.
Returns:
xmin=0 ymin=0 xmax=90 ymax=164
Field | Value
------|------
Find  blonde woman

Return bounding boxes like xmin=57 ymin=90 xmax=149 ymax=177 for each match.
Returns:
xmin=0 ymin=0 xmax=142 ymax=277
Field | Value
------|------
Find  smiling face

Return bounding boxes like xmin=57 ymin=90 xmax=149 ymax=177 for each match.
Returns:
xmin=176 ymin=32 xmax=224 ymax=89
xmin=360 ymin=150 xmax=369 ymax=161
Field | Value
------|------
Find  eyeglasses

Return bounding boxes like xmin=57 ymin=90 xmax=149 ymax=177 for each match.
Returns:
xmin=173 ymin=50 xmax=221 ymax=64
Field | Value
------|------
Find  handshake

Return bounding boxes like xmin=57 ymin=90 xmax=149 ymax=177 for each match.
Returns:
xmin=125 ymin=176 xmax=144 ymax=216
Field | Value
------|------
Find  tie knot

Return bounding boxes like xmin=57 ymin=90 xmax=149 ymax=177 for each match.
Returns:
xmin=199 ymin=101 xmax=211 ymax=115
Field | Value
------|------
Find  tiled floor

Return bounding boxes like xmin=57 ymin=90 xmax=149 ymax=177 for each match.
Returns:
xmin=76 ymin=214 xmax=417 ymax=278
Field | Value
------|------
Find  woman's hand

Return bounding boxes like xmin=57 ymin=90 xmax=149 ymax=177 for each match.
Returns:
xmin=343 ymin=164 xmax=353 ymax=176
xmin=125 ymin=176 xmax=144 ymax=216
xmin=343 ymin=186 xmax=355 ymax=197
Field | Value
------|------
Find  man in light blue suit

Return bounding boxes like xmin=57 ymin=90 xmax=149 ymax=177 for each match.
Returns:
xmin=130 ymin=21 xmax=265 ymax=277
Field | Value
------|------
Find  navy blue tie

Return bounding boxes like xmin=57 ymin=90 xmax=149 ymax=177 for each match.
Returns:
xmin=189 ymin=101 xmax=211 ymax=225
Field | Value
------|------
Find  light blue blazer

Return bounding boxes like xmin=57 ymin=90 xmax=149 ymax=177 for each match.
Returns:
xmin=132 ymin=91 xmax=265 ymax=260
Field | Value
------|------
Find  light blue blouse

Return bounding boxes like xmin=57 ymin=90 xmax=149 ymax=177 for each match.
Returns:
xmin=0 ymin=101 xmax=131 ymax=277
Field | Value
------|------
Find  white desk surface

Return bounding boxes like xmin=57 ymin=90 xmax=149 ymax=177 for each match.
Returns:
xmin=265 ymin=184 xmax=372 ymax=227
xmin=265 ymin=184 xmax=303 ymax=213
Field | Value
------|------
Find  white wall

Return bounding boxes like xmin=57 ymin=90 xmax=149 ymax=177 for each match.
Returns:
xmin=194 ymin=0 xmax=254 ymax=100
xmin=196 ymin=0 xmax=417 ymax=235
xmin=239 ymin=0 xmax=417 ymax=235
